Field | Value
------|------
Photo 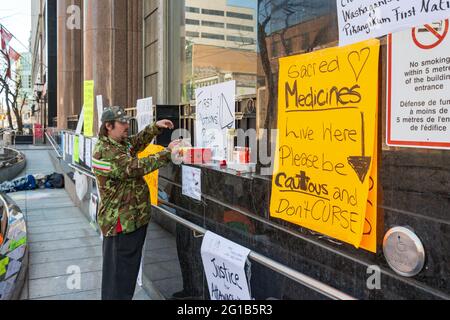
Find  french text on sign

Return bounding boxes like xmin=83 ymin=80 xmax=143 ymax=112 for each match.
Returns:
xmin=388 ymin=20 xmax=450 ymax=149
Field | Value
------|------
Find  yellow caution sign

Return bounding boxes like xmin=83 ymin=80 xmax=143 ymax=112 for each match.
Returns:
xmin=139 ymin=144 xmax=165 ymax=206
xmin=270 ymin=39 xmax=380 ymax=250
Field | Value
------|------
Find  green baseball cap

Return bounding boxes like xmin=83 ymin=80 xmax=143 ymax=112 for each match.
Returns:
xmin=101 ymin=106 xmax=131 ymax=123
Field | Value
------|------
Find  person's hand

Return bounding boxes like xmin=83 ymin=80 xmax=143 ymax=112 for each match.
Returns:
xmin=167 ymin=139 xmax=183 ymax=152
xmin=167 ymin=139 xmax=184 ymax=164
xmin=156 ymin=119 xmax=174 ymax=130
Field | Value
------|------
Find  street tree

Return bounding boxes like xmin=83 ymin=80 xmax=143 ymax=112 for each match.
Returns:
xmin=0 ymin=50 xmax=27 ymax=133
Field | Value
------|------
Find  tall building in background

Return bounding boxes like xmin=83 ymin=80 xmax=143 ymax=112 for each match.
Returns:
xmin=185 ymin=0 xmax=256 ymax=51
xmin=183 ymin=0 xmax=258 ymax=100
xmin=30 ymin=0 xmax=57 ymax=129
xmin=57 ymin=0 xmax=142 ymax=131
xmin=143 ymin=0 xmax=258 ymax=105
xmin=16 ymin=52 xmax=34 ymax=126
xmin=44 ymin=0 xmax=257 ymax=129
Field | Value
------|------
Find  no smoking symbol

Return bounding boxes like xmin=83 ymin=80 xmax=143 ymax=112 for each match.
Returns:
xmin=412 ymin=20 xmax=449 ymax=50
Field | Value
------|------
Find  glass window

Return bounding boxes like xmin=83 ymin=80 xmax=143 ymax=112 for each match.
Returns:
xmin=227 ymin=35 xmax=255 ymax=45
xmin=201 ymin=9 xmax=224 ymax=16
xmin=256 ymin=0 xmax=450 ymax=299
xmin=186 ymin=6 xmax=200 ymax=13
xmin=271 ymin=40 xmax=278 ymax=58
xmin=181 ymin=0 xmax=258 ymax=103
xmin=227 ymin=23 xmax=254 ymax=32
xmin=285 ymin=38 xmax=292 ymax=54
xmin=186 ymin=31 xmax=200 ymax=38
xmin=202 ymin=20 xmax=225 ymax=28
xmin=186 ymin=19 xmax=200 ymax=25
xmin=226 ymin=11 xmax=253 ymax=20
xmin=201 ymin=33 xmax=225 ymax=40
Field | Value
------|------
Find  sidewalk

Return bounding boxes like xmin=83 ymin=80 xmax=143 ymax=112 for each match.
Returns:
xmin=8 ymin=145 xmax=150 ymax=300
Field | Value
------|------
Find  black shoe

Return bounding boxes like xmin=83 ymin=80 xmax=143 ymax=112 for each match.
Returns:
xmin=171 ymin=290 xmax=199 ymax=300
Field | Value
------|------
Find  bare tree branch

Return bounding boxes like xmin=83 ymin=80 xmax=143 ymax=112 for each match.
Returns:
xmin=0 ymin=48 xmax=25 ymax=132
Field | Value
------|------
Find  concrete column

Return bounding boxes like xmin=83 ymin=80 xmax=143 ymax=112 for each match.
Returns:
xmin=57 ymin=0 xmax=83 ymax=130
xmin=83 ymin=0 xmax=143 ymax=133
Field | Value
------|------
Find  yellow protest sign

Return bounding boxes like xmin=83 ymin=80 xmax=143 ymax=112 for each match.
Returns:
xmin=138 ymin=144 xmax=165 ymax=206
xmin=270 ymin=39 xmax=380 ymax=249
xmin=360 ymin=132 xmax=378 ymax=253
xmin=73 ymin=136 xmax=80 ymax=163
xmin=84 ymin=80 xmax=94 ymax=137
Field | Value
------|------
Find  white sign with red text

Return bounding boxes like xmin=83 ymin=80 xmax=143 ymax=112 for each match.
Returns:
xmin=337 ymin=0 xmax=450 ymax=46
xmin=387 ymin=20 xmax=450 ymax=149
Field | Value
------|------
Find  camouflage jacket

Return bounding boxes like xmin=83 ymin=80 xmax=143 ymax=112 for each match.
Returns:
xmin=92 ymin=123 xmax=171 ymax=237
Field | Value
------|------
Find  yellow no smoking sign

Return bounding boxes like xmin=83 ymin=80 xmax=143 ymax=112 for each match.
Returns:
xmin=270 ymin=39 xmax=380 ymax=251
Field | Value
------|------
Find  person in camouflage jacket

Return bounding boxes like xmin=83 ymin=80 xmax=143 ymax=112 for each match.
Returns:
xmin=93 ymin=105 xmax=180 ymax=300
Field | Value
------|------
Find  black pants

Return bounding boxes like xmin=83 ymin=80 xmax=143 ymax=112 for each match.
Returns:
xmin=102 ymin=225 xmax=147 ymax=300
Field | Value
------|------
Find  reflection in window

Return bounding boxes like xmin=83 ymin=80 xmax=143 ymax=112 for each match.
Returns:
xmin=227 ymin=11 xmax=253 ymax=20
xmin=202 ymin=9 xmax=225 ymax=16
xmin=186 ymin=31 xmax=200 ymax=38
xmin=202 ymin=20 xmax=225 ymax=28
xmin=186 ymin=19 xmax=200 ymax=25
xmin=227 ymin=35 xmax=255 ymax=45
xmin=227 ymin=23 xmax=254 ymax=32
xmin=285 ymin=38 xmax=292 ymax=54
xmin=186 ymin=6 xmax=200 ymax=13
xmin=202 ymin=33 xmax=225 ymax=40
xmin=262 ymin=0 xmax=335 ymax=35
xmin=271 ymin=40 xmax=278 ymax=58
xmin=182 ymin=0 xmax=258 ymax=103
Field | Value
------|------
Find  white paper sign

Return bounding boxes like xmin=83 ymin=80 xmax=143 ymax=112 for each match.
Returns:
xmin=85 ymin=138 xmax=92 ymax=168
xmin=79 ymin=135 xmax=85 ymax=162
xmin=136 ymin=97 xmax=153 ymax=133
xmin=91 ymin=138 xmax=98 ymax=158
xmin=75 ymin=172 xmax=88 ymax=201
xmin=201 ymin=231 xmax=251 ymax=300
xmin=195 ymin=81 xmax=235 ymax=160
xmin=76 ymin=107 xmax=85 ymax=135
xmin=69 ymin=134 xmax=73 ymax=156
xmin=337 ymin=0 xmax=450 ymax=46
xmin=182 ymin=165 xmax=201 ymax=201
xmin=387 ymin=20 xmax=450 ymax=149
xmin=97 ymin=96 xmax=104 ymax=130
xmin=64 ymin=133 xmax=67 ymax=156
xmin=89 ymin=193 xmax=98 ymax=225
xmin=62 ymin=133 xmax=66 ymax=161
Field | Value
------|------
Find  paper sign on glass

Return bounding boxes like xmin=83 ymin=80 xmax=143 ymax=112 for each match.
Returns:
xmin=79 ymin=135 xmax=85 ymax=162
xmin=270 ymin=39 xmax=380 ymax=249
xmin=84 ymin=81 xmax=95 ymax=137
xmin=387 ymin=20 xmax=450 ymax=149
xmin=97 ymin=95 xmax=104 ymax=130
xmin=85 ymin=138 xmax=92 ymax=168
xmin=73 ymin=136 xmax=79 ymax=163
xmin=138 ymin=144 xmax=165 ymax=205
xmin=195 ymin=81 xmax=236 ymax=160
xmin=136 ymin=97 xmax=153 ymax=133
xmin=337 ymin=0 xmax=450 ymax=46
xmin=201 ymin=231 xmax=251 ymax=300
xmin=182 ymin=165 xmax=202 ymax=201
xmin=75 ymin=108 xmax=84 ymax=135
